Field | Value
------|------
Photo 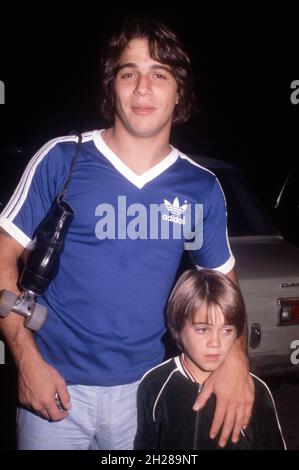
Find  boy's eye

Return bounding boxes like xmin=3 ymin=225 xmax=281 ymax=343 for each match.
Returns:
xmin=222 ymin=328 xmax=234 ymax=335
xmin=195 ymin=327 xmax=207 ymax=334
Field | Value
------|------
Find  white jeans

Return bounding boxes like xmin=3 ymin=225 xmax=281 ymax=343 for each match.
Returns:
xmin=17 ymin=381 xmax=139 ymax=450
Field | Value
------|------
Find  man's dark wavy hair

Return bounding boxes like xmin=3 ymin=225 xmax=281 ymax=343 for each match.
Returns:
xmin=99 ymin=18 xmax=197 ymax=125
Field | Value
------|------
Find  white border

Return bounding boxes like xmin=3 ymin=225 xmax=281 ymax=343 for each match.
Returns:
xmin=0 ymin=215 xmax=31 ymax=247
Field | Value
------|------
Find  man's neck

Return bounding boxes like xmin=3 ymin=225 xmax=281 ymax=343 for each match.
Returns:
xmin=102 ymin=126 xmax=172 ymax=175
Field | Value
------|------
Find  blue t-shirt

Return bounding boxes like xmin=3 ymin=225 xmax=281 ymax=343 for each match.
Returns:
xmin=0 ymin=130 xmax=235 ymax=385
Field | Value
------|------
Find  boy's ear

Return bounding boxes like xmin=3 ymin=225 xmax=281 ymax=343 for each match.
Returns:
xmin=167 ymin=327 xmax=182 ymax=350
xmin=172 ymin=333 xmax=183 ymax=350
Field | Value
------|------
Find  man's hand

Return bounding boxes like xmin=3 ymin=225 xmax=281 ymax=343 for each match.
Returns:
xmin=193 ymin=348 xmax=254 ymax=447
xmin=18 ymin=354 xmax=72 ymax=421
xmin=0 ymin=234 xmax=71 ymax=422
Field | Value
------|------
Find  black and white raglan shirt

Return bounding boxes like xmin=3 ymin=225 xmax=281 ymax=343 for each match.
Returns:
xmin=134 ymin=356 xmax=286 ymax=450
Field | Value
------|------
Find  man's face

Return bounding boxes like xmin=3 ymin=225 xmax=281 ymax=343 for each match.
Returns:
xmin=180 ymin=306 xmax=237 ymax=375
xmin=113 ymin=38 xmax=178 ymax=138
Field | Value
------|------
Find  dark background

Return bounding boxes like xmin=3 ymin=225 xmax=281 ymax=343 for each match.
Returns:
xmin=0 ymin=4 xmax=298 ymax=450
xmin=0 ymin=5 xmax=298 ymax=198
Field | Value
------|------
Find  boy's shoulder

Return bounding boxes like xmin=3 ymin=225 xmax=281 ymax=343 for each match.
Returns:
xmin=139 ymin=357 xmax=178 ymax=392
xmin=250 ymin=373 xmax=277 ymax=411
xmin=250 ymin=373 xmax=271 ymax=394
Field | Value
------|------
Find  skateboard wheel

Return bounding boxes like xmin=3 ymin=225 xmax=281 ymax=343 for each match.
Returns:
xmin=25 ymin=303 xmax=47 ymax=331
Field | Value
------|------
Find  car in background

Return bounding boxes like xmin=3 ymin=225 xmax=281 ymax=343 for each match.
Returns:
xmin=274 ymin=166 xmax=299 ymax=247
xmin=196 ymin=156 xmax=299 ymax=377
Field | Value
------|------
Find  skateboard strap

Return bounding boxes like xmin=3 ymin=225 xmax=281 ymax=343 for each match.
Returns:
xmin=60 ymin=133 xmax=83 ymax=201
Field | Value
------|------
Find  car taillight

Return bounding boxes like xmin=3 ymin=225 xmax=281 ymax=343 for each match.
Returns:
xmin=277 ymin=298 xmax=299 ymax=325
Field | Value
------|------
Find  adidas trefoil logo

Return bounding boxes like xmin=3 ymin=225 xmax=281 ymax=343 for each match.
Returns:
xmin=163 ymin=197 xmax=188 ymax=225
xmin=164 ymin=197 xmax=188 ymax=215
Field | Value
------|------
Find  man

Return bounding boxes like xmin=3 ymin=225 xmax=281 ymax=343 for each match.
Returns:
xmin=0 ymin=18 xmax=253 ymax=450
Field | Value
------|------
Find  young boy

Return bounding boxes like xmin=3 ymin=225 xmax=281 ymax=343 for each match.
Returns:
xmin=134 ymin=269 xmax=286 ymax=450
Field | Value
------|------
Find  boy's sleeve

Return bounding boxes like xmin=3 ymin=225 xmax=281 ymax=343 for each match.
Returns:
xmin=190 ymin=177 xmax=235 ymax=274
xmin=134 ymin=380 xmax=160 ymax=450
xmin=254 ymin=379 xmax=286 ymax=450
xmin=0 ymin=139 xmax=68 ymax=247
xmin=259 ymin=395 xmax=286 ymax=449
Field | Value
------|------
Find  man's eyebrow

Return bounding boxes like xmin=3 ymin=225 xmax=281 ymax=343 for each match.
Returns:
xmin=118 ymin=63 xmax=136 ymax=71
xmin=150 ymin=64 xmax=172 ymax=72
xmin=118 ymin=63 xmax=172 ymax=73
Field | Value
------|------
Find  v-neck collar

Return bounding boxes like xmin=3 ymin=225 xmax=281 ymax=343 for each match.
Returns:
xmin=93 ymin=129 xmax=179 ymax=189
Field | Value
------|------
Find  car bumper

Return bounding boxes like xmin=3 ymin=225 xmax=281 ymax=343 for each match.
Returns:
xmin=250 ymin=353 xmax=299 ymax=377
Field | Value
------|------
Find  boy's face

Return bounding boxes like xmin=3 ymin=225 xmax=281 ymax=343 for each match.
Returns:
xmin=180 ymin=305 xmax=237 ymax=378
xmin=113 ymin=37 xmax=178 ymax=139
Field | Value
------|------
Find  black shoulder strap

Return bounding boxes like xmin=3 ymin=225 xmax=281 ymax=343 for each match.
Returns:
xmin=60 ymin=133 xmax=83 ymax=200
